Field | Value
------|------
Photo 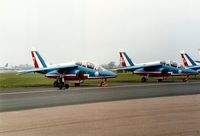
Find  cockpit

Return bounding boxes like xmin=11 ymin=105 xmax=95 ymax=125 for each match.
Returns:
xmin=160 ymin=61 xmax=184 ymax=68
xmin=75 ymin=61 xmax=105 ymax=71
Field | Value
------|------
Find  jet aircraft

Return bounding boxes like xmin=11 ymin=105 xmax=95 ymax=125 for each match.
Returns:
xmin=117 ymin=51 xmax=198 ymax=82
xmin=0 ymin=63 xmax=15 ymax=71
xmin=19 ymin=49 xmax=117 ymax=89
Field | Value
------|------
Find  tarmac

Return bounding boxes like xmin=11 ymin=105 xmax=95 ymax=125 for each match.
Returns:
xmin=1 ymin=81 xmax=200 ymax=136
xmin=1 ymin=94 xmax=200 ymax=136
xmin=1 ymin=81 xmax=200 ymax=112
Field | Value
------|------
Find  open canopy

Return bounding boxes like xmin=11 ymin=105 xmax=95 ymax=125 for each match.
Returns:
xmin=75 ymin=61 xmax=105 ymax=71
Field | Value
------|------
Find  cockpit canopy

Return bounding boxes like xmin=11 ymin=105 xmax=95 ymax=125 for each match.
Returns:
xmin=75 ymin=61 xmax=105 ymax=71
xmin=160 ymin=61 xmax=184 ymax=68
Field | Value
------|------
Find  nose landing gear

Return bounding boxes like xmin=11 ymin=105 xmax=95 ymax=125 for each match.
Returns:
xmin=99 ymin=78 xmax=108 ymax=87
xmin=183 ymin=75 xmax=189 ymax=82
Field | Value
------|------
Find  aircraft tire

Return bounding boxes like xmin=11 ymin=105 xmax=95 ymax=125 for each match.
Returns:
xmin=141 ymin=77 xmax=147 ymax=82
xmin=65 ymin=84 xmax=69 ymax=89
xmin=58 ymin=82 xmax=64 ymax=90
xmin=53 ymin=81 xmax=59 ymax=87
xmin=183 ymin=78 xmax=188 ymax=82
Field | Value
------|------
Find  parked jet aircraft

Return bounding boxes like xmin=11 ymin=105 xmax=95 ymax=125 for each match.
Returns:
xmin=0 ymin=63 xmax=8 ymax=70
xmin=19 ymin=49 xmax=117 ymax=89
xmin=0 ymin=63 xmax=15 ymax=71
xmin=180 ymin=51 xmax=200 ymax=72
xmin=117 ymin=52 xmax=198 ymax=82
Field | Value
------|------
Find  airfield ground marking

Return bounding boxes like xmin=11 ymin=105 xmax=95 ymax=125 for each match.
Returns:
xmin=0 ymin=81 xmax=200 ymax=96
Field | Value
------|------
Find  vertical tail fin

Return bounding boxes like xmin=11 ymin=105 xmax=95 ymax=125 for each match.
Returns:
xmin=180 ymin=51 xmax=197 ymax=67
xmin=4 ymin=63 xmax=8 ymax=67
xmin=31 ymin=48 xmax=47 ymax=68
xmin=119 ymin=52 xmax=134 ymax=67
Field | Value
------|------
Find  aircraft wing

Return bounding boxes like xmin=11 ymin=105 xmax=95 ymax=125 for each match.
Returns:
xmin=18 ymin=65 xmax=78 ymax=75
xmin=117 ymin=63 xmax=162 ymax=72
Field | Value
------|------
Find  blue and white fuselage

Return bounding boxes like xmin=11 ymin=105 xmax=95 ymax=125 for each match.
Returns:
xmin=19 ymin=49 xmax=117 ymax=89
xmin=118 ymin=52 xmax=197 ymax=82
xmin=41 ymin=61 xmax=116 ymax=80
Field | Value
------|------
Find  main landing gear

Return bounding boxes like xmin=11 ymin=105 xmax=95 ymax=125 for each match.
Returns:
xmin=53 ymin=77 xmax=69 ymax=90
xmin=141 ymin=77 xmax=147 ymax=82
xmin=99 ymin=78 xmax=108 ymax=87
xmin=141 ymin=74 xmax=149 ymax=83
xmin=183 ymin=75 xmax=189 ymax=82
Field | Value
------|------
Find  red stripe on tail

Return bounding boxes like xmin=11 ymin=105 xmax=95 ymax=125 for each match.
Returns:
xmin=31 ymin=51 xmax=39 ymax=68
xmin=119 ymin=52 xmax=127 ymax=66
xmin=181 ymin=53 xmax=189 ymax=66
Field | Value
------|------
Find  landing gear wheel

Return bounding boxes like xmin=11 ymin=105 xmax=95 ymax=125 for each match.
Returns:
xmin=141 ymin=77 xmax=147 ymax=83
xmin=65 ymin=84 xmax=69 ymax=89
xmin=183 ymin=78 xmax=188 ymax=82
xmin=53 ymin=81 xmax=59 ymax=87
xmin=158 ymin=79 xmax=162 ymax=82
xmin=183 ymin=75 xmax=189 ymax=82
xmin=58 ymin=82 xmax=64 ymax=90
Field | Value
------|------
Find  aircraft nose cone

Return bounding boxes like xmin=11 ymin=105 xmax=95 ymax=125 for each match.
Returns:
xmin=110 ymin=71 xmax=117 ymax=77
xmin=101 ymin=71 xmax=117 ymax=77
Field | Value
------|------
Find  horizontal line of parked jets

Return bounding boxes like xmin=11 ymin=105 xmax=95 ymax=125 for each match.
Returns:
xmin=19 ymin=48 xmax=200 ymax=89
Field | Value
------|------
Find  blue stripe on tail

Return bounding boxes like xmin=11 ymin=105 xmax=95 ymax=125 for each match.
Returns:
xmin=35 ymin=51 xmax=47 ymax=67
xmin=123 ymin=52 xmax=134 ymax=66
xmin=185 ymin=53 xmax=197 ymax=66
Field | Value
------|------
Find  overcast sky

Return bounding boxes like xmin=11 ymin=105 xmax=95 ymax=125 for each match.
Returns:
xmin=1 ymin=0 xmax=200 ymax=66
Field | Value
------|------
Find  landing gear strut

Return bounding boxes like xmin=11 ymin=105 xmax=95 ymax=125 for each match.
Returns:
xmin=53 ymin=77 xmax=69 ymax=89
xmin=58 ymin=79 xmax=65 ymax=90
xmin=99 ymin=78 xmax=108 ymax=87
